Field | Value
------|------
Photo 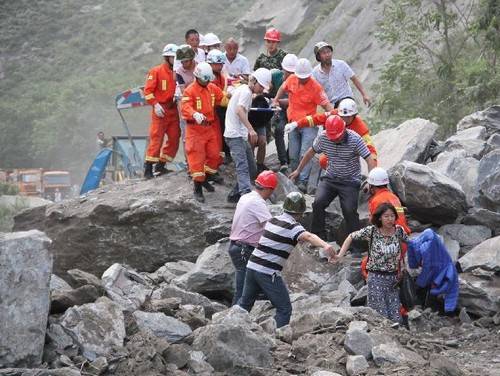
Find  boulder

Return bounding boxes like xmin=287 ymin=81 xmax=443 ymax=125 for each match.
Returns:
xmin=311 ymin=372 xmax=343 ymax=376
xmin=174 ymin=239 xmax=233 ymax=300
xmin=459 ymin=236 xmax=500 ymax=272
xmin=456 ymin=105 xmax=500 ymax=137
xmin=476 ymin=150 xmax=500 ymax=211
xmin=443 ymin=238 xmax=460 ymax=262
xmin=13 ymin=173 xmax=234 ymax=277
xmin=389 ymin=161 xmax=467 ymax=225
xmin=164 ymin=343 xmax=191 ymax=368
xmin=192 ymin=323 xmax=273 ymax=373
xmin=485 ymin=133 xmax=500 ymax=154
xmin=344 ymin=326 xmax=374 ymax=359
xmin=458 ymin=274 xmax=500 ymax=317
xmin=427 ymin=150 xmax=479 ymax=206
xmin=67 ymin=268 xmax=103 ymax=290
xmin=372 ymin=343 xmax=425 ymax=367
xmin=0 ymin=368 xmax=81 ymax=376
xmin=372 ymin=118 xmax=438 ymax=170
xmin=46 ymin=323 xmax=75 ymax=351
xmin=270 ymin=172 xmax=299 ymax=203
xmin=101 ymin=263 xmax=153 ymax=312
xmin=50 ymin=274 xmax=72 ymax=292
xmin=438 ymin=224 xmax=492 ymax=253
xmin=50 ymin=285 xmax=102 ymax=314
xmin=463 ymin=208 xmax=500 ymax=236
xmin=175 ymin=304 xmax=208 ymax=329
xmin=346 ymin=355 xmax=369 ymax=376
xmin=133 ymin=311 xmax=192 ymax=343
xmin=60 ymin=297 xmax=126 ymax=361
xmin=188 ymin=350 xmax=215 ymax=375
xmin=444 ymin=126 xmax=487 ymax=159
xmin=147 ymin=260 xmax=195 ymax=284
xmin=0 ymin=230 xmax=52 ymax=368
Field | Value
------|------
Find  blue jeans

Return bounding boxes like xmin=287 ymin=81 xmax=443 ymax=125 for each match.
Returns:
xmin=288 ymin=126 xmax=318 ymax=183
xmin=225 ymin=137 xmax=257 ymax=195
xmin=239 ymin=268 xmax=292 ymax=328
xmin=228 ymin=241 xmax=254 ymax=306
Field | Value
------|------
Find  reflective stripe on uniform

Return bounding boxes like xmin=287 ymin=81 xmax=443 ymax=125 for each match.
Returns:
xmin=192 ymin=172 xmax=205 ymax=178
xmin=395 ymin=206 xmax=405 ymax=213
xmin=196 ymin=97 xmax=202 ymax=110
xmin=210 ymin=93 xmax=215 ymax=107
xmin=145 ymin=156 xmax=160 ymax=162
xmin=306 ymin=115 xmax=314 ymax=127
xmin=181 ymin=96 xmax=191 ymax=102
xmin=204 ymin=165 xmax=217 ymax=174
xmin=145 ymin=93 xmax=155 ymax=100
xmin=162 ymin=80 xmax=167 ymax=90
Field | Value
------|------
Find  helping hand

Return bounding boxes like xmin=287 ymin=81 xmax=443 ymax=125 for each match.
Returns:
xmin=154 ymin=103 xmax=165 ymax=118
xmin=284 ymin=122 xmax=298 ymax=134
xmin=193 ymin=112 xmax=206 ymax=124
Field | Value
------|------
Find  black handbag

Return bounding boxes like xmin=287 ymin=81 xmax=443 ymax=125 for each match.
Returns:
xmin=399 ymin=269 xmax=417 ymax=310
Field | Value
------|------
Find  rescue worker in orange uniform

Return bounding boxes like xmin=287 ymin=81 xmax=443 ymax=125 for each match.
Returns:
xmin=143 ymin=43 xmax=180 ymax=179
xmin=206 ymin=49 xmax=230 ymax=166
xmin=285 ymin=98 xmax=377 ymax=170
xmin=181 ymin=62 xmax=226 ymax=203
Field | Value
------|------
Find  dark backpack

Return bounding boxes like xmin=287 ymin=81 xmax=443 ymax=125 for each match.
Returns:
xmin=248 ymin=95 xmax=273 ymax=128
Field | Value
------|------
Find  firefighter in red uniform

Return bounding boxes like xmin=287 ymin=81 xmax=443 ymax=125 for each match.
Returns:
xmin=285 ymin=98 xmax=377 ymax=168
xmin=181 ymin=62 xmax=226 ymax=203
xmin=143 ymin=43 xmax=180 ymax=179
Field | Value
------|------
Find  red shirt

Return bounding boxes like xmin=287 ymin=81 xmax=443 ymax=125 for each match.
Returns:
xmin=282 ymin=75 xmax=329 ymax=122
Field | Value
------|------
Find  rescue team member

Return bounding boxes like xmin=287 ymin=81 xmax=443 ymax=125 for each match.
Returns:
xmin=143 ymin=43 xmax=181 ymax=179
xmin=207 ymin=49 xmax=230 ymax=166
xmin=289 ymin=115 xmax=376 ymax=247
xmin=254 ymin=28 xmax=287 ymax=70
xmin=312 ymin=41 xmax=372 ymax=107
xmin=224 ymin=38 xmax=251 ymax=80
xmin=284 ymin=98 xmax=377 ymax=169
xmin=181 ymin=62 xmax=226 ymax=203
xmin=238 ymin=192 xmax=335 ymax=328
xmin=228 ymin=171 xmax=278 ymax=305
xmin=203 ymin=32 xmax=222 ymax=52
xmin=175 ymin=45 xmax=197 ymax=148
xmin=273 ymin=58 xmax=334 ymax=193
xmin=224 ymin=68 xmax=272 ymax=203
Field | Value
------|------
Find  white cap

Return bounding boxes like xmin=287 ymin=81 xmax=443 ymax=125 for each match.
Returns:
xmin=338 ymin=98 xmax=358 ymax=116
xmin=162 ymin=43 xmax=178 ymax=57
xmin=294 ymin=58 xmax=313 ymax=79
xmin=194 ymin=62 xmax=215 ymax=82
xmin=252 ymin=68 xmax=272 ymax=91
xmin=281 ymin=53 xmax=298 ymax=73
xmin=203 ymin=33 xmax=222 ymax=46
xmin=368 ymin=167 xmax=390 ymax=186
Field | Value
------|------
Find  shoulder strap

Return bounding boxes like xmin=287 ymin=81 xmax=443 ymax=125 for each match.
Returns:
xmin=367 ymin=226 xmax=375 ymax=262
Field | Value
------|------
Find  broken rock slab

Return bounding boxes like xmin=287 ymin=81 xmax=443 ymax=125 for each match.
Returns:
xmin=458 ymin=273 xmax=500 ymax=317
xmin=456 ymin=105 xmax=500 ymax=137
xmin=458 ymin=236 xmax=500 ymax=272
xmin=50 ymin=284 xmax=102 ymax=314
xmin=0 ymin=230 xmax=52 ymax=368
xmin=438 ymin=224 xmax=491 ymax=253
xmin=476 ymin=149 xmax=500 ymax=212
xmin=346 ymin=355 xmax=369 ymax=376
xmin=133 ymin=311 xmax=192 ymax=343
xmin=463 ymin=208 xmax=500 ymax=236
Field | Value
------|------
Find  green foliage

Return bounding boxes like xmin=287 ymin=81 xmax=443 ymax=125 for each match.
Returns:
xmin=0 ymin=182 xmax=19 ymax=195
xmin=373 ymin=0 xmax=500 ymax=136
xmin=0 ymin=197 xmax=28 ymax=232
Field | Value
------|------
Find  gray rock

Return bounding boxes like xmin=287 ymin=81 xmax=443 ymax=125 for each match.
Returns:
xmin=306 ymin=156 xmax=322 ymax=195
xmin=164 ymin=343 xmax=191 ymax=368
xmin=311 ymin=372 xmax=343 ymax=376
xmin=350 ymin=285 xmax=367 ymax=306
xmin=346 ymin=355 xmax=369 ymax=376
xmin=372 ymin=118 xmax=438 ymax=170
xmin=344 ymin=328 xmax=374 ymax=359
xmin=192 ymin=324 xmax=273 ymax=373
xmin=174 ymin=239 xmax=233 ymax=299
xmin=46 ymin=323 xmax=75 ymax=351
xmin=348 ymin=320 xmax=368 ymax=332
xmin=133 ymin=311 xmax=192 ymax=343
xmin=13 ymin=173 xmax=235 ymax=277
xmin=0 ymin=230 xmax=52 ymax=368
xmin=372 ymin=343 xmax=425 ymax=366
xmin=259 ymin=317 xmax=277 ymax=335
xmin=427 ymin=150 xmax=479 ymax=206
xmin=429 ymin=354 xmax=465 ymax=376
xmin=175 ymin=304 xmax=208 ymax=330
xmin=458 ymin=274 xmax=500 ymax=317
xmin=101 ymin=263 xmax=153 ymax=312
xmin=148 ymin=260 xmax=195 ymax=284
xmin=85 ymin=356 xmax=108 ymax=375
xmin=485 ymin=133 xmax=500 ymax=154
xmin=67 ymin=268 xmax=103 ymax=289
xmin=459 ymin=307 xmax=472 ymax=324
xmin=188 ymin=350 xmax=215 ymax=375
xmin=463 ymin=208 xmax=500 ymax=236
xmin=390 ymin=161 xmax=467 ymax=225
xmin=456 ymin=105 xmax=500 ymax=137
xmin=60 ymin=297 xmax=125 ymax=361
xmin=443 ymin=237 xmax=460 ymax=263
xmin=459 ymin=236 xmax=500 ymax=272
xmin=477 ymin=149 xmax=500 ymax=211
xmin=338 ymin=280 xmax=358 ymax=298
xmin=150 ymin=297 xmax=181 ymax=316
xmin=438 ymin=224 xmax=492 ymax=252
xmin=291 ymin=305 xmax=354 ymax=340
xmin=270 ymin=172 xmax=299 ymax=203
xmin=0 ymin=368 xmax=81 ymax=376
xmin=51 ymin=284 xmax=101 ymax=314
xmin=50 ymin=274 xmax=72 ymax=292
xmin=444 ymin=126 xmax=487 ymax=159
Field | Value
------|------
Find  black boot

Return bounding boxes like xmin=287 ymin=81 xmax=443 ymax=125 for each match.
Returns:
xmin=193 ymin=182 xmax=205 ymax=203
xmin=144 ymin=162 xmax=153 ymax=180
xmin=154 ymin=162 xmax=170 ymax=176
xmin=207 ymin=172 xmax=224 ymax=184
xmin=201 ymin=179 xmax=215 ymax=192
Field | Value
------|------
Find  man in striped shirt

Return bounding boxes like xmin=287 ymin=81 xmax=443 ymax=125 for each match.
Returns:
xmin=239 ymin=192 xmax=335 ymax=328
xmin=289 ymin=115 xmax=376 ymax=245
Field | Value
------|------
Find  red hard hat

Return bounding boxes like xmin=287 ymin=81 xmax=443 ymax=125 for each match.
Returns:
xmin=264 ymin=28 xmax=281 ymax=42
xmin=325 ymin=115 xmax=346 ymax=142
xmin=255 ymin=170 xmax=278 ymax=189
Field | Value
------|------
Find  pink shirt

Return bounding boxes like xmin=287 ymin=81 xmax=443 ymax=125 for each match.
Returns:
xmin=229 ymin=191 xmax=272 ymax=246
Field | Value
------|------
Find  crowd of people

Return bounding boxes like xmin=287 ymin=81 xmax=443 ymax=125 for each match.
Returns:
xmin=141 ymin=28 xmax=458 ymax=328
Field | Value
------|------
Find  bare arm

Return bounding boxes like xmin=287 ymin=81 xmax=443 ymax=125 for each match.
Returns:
xmin=236 ymin=105 xmax=258 ymax=145
xmin=289 ymin=147 xmax=315 ymax=180
xmin=298 ymin=231 xmax=335 ymax=258
xmin=365 ymin=154 xmax=376 ymax=172
xmin=337 ymin=234 xmax=353 ymax=259
xmin=272 ymin=85 xmax=286 ymax=106
xmin=351 ymin=75 xmax=371 ymax=106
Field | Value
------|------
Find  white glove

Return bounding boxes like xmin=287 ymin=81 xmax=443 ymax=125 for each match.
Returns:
xmin=193 ymin=112 xmax=206 ymax=124
xmin=284 ymin=122 xmax=298 ymax=134
xmin=154 ymin=103 xmax=165 ymax=118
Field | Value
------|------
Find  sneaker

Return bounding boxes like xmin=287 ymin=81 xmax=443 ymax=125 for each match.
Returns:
xmin=279 ymin=164 xmax=288 ymax=174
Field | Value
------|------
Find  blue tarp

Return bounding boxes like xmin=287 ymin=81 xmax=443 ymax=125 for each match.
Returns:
xmin=80 ymin=148 xmax=113 ymax=195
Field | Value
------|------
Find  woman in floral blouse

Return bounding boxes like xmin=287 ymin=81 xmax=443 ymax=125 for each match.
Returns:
xmin=334 ymin=202 xmax=408 ymax=322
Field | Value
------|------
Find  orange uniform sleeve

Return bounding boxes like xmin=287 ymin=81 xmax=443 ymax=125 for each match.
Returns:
xmin=144 ymin=67 xmax=158 ymax=106
xmin=351 ymin=117 xmax=378 ymax=159
xmin=180 ymin=86 xmax=197 ymax=121
xmin=211 ymin=84 xmax=225 ymax=106
xmin=312 ymin=82 xmax=330 ymax=106
xmin=296 ymin=113 xmax=328 ymax=128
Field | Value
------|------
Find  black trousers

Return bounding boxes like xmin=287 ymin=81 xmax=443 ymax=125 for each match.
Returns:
xmin=311 ymin=176 xmax=360 ymax=239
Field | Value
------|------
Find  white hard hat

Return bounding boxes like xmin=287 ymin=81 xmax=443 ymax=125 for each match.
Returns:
xmin=367 ymin=167 xmax=390 ymax=186
xmin=338 ymin=98 xmax=358 ymax=116
xmin=199 ymin=34 xmax=206 ymax=47
xmin=162 ymin=43 xmax=178 ymax=57
xmin=206 ymin=49 xmax=226 ymax=64
xmin=281 ymin=53 xmax=298 ymax=73
xmin=294 ymin=58 xmax=313 ymax=79
xmin=252 ymin=68 xmax=272 ymax=91
xmin=203 ymin=33 xmax=221 ymax=46
xmin=194 ymin=62 xmax=215 ymax=82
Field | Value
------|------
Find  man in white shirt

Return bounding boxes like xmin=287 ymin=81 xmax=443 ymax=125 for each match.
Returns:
xmin=312 ymin=41 xmax=372 ymax=108
xmin=224 ymin=38 xmax=251 ymax=80
xmin=224 ymin=68 xmax=272 ymax=202
xmin=185 ymin=29 xmax=206 ymax=63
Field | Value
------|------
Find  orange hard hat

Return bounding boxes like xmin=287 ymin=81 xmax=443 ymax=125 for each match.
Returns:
xmin=318 ymin=153 xmax=328 ymax=170
xmin=255 ymin=170 xmax=278 ymax=189
xmin=325 ymin=115 xmax=346 ymax=142
xmin=264 ymin=28 xmax=281 ymax=42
